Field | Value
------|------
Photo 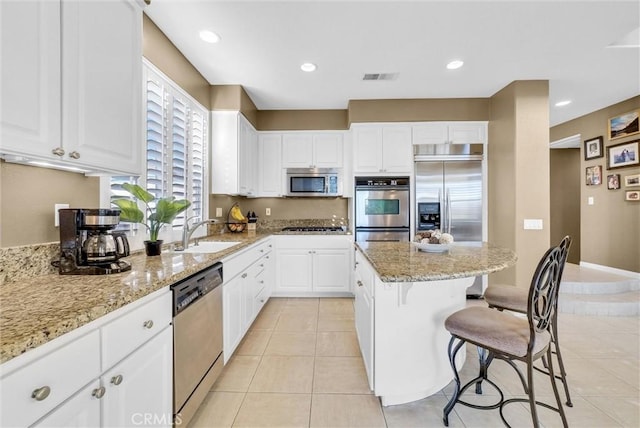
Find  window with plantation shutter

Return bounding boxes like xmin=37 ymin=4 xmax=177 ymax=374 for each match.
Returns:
xmin=109 ymin=59 xmax=208 ymax=239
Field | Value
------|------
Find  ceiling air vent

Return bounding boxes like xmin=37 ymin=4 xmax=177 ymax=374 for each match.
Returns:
xmin=362 ymin=73 xmax=398 ymax=81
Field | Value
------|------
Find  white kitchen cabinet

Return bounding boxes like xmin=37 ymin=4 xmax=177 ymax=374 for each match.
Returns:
xmin=281 ymin=132 xmax=343 ymax=169
xmin=353 ymin=125 xmax=412 ymax=174
xmin=274 ymin=236 xmax=352 ymax=296
xmin=222 ymin=239 xmax=273 ymax=362
xmin=412 ymin=122 xmax=487 ymax=145
xmin=258 ymin=134 xmax=283 ymax=197
xmin=0 ymin=288 xmax=172 ymax=428
xmin=211 ymin=112 xmax=258 ymax=196
xmin=102 ymin=326 xmax=173 ymax=428
xmin=354 ymin=250 xmax=374 ymax=391
xmin=0 ymin=0 xmax=61 ymax=159
xmin=33 ymin=380 xmax=101 ymax=428
xmin=0 ymin=0 xmax=144 ymax=175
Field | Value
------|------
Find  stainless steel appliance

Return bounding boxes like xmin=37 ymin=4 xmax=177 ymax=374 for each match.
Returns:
xmin=414 ymin=143 xmax=484 ymax=296
xmin=173 ymin=262 xmax=224 ymax=426
xmin=57 ymin=208 xmax=131 ymax=275
xmin=354 ymin=177 xmax=410 ymax=242
xmin=286 ymin=168 xmax=342 ymax=197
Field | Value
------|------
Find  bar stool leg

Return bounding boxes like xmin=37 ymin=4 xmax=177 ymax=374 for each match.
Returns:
xmin=443 ymin=337 xmax=465 ymax=427
xmin=552 ymin=318 xmax=573 ymax=406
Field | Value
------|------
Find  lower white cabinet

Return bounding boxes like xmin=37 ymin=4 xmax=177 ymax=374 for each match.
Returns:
xmin=274 ymin=236 xmax=352 ymax=296
xmin=354 ymin=250 xmax=374 ymax=390
xmin=222 ymin=239 xmax=274 ymax=363
xmin=0 ymin=289 xmax=172 ymax=428
xmin=102 ymin=326 xmax=173 ymax=428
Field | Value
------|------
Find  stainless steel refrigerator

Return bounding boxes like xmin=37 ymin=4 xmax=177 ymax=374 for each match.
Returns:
xmin=414 ymin=145 xmax=484 ymax=296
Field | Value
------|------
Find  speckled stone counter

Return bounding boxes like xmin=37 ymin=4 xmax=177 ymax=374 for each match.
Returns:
xmin=0 ymin=232 xmax=271 ymax=364
xmin=355 ymin=241 xmax=517 ymax=282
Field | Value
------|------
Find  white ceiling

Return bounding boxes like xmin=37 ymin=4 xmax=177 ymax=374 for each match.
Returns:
xmin=145 ymin=0 xmax=640 ymax=126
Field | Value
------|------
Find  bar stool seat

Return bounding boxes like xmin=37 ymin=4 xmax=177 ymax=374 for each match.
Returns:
xmin=484 ymin=284 xmax=527 ymax=313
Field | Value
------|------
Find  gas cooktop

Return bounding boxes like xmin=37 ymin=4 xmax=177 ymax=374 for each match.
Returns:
xmin=281 ymin=226 xmax=346 ymax=232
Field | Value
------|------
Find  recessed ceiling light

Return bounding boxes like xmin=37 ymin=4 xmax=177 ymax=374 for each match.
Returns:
xmin=199 ymin=30 xmax=220 ymax=44
xmin=446 ymin=60 xmax=464 ymax=70
xmin=555 ymin=100 xmax=572 ymax=107
xmin=300 ymin=63 xmax=317 ymax=72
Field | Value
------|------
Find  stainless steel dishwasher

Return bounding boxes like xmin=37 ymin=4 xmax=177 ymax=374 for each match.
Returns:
xmin=172 ymin=262 xmax=223 ymax=427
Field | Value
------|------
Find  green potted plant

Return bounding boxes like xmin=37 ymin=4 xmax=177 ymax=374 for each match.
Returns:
xmin=112 ymin=183 xmax=191 ymax=256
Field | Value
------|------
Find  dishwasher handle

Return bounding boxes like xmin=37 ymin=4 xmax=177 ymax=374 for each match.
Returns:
xmin=172 ymin=262 xmax=223 ymax=316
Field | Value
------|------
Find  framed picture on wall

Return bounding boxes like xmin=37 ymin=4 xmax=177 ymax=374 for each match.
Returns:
xmin=607 ymin=174 xmax=620 ymax=190
xmin=624 ymin=174 xmax=640 ymax=187
xmin=606 ymin=140 xmax=639 ymax=169
xmin=584 ymin=136 xmax=604 ymax=160
xmin=625 ymin=190 xmax=640 ymax=201
xmin=585 ymin=165 xmax=602 ymax=185
xmin=608 ymin=109 xmax=639 ymax=140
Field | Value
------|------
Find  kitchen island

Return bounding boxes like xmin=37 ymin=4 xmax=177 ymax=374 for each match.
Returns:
xmin=354 ymin=241 xmax=516 ymax=406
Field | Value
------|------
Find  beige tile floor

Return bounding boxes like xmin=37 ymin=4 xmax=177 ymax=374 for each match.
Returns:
xmin=190 ymin=297 xmax=640 ymax=428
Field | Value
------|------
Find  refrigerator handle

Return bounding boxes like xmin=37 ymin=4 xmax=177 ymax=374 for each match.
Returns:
xmin=438 ymin=189 xmax=444 ymax=231
xmin=446 ymin=188 xmax=452 ymax=234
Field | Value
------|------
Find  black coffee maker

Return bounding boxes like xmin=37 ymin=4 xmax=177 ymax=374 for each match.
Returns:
xmin=58 ymin=208 xmax=131 ymax=275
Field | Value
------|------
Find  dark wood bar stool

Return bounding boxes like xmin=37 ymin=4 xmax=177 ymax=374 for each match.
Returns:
xmin=484 ymin=236 xmax=572 ymax=407
xmin=442 ymin=244 xmax=569 ymax=428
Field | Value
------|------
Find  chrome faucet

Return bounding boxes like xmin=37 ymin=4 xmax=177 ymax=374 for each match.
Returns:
xmin=178 ymin=216 xmax=218 ymax=250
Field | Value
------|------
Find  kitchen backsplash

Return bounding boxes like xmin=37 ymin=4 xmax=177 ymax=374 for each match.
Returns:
xmin=0 ymin=218 xmax=349 ymax=285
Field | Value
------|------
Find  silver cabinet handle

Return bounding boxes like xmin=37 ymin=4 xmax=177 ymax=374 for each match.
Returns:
xmin=260 ymin=249 xmax=264 ymax=253
xmin=259 ymin=280 xmax=264 ymax=284
xmin=111 ymin=375 xmax=123 ymax=386
xmin=51 ymin=147 xmax=65 ymax=157
xmin=241 ymin=273 xmax=248 ymax=278
xmin=259 ymin=264 xmax=264 ymax=268
xmin=357 ymin=280 xmax=364 ymax=287
xmin=32 ymin=386 xmax=51 ymax=401
xmin=92 ymin=386 xmax=106 ymax=399
xmin=68 ymin=151 xmax=80 ymax=159
xmin=143 ymin=320 xmax=154 ymax=329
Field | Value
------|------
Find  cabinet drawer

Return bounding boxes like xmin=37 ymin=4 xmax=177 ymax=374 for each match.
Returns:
xmin=224 ymin=239 xmax=272 ymax=278
xmin=101 ymin=291 xmax=171 ymax=370
xmin=255 ymin=287 xmax=268 ymax=314
xmin=0 ymin=330 xmax=100 ymax=428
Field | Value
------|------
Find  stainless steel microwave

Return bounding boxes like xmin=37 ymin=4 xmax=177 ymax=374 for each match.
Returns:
xmin=285 ymin=168 xmax=342 ymax=197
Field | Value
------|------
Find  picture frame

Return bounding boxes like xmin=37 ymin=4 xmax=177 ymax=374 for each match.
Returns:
xmin=608 ymin=109 xmax=639 ymax=140
xmin=585 ymin=165 xmax=602 ymax=186
xmin=606 ymin=140 xmax=639 ymax=170
xmin=584 ymin=136 xmax=604 ymax=160
xmin=607 ymin=174 xmax=620 ymax=190
xmin=624 ymin=174 xmax=640 ymax=187
xmin=625 ymin=190 xmax=640 ymax=201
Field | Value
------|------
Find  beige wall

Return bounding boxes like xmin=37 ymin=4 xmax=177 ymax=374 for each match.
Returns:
xmin=0 ymin=161 xmax=99 ymax=247
xmin=211 ymin=85 xmax=259 ymax=128
xmin=209 ymin=195 xmax=348 ymax=222
xmin=348 ymin=98 xmax=490 ymax=124
xmin=488 ymin=81 xmax=551 ymax=288
xmin=550 ymin=149 xmax=581 ymax=264
xmin=143 ymin=14 xmax=211 ymax=109
xmin=258 ymin=110 xmax=349 ymax=131
xmin=550 ymin=96 xmax=640 ymax=272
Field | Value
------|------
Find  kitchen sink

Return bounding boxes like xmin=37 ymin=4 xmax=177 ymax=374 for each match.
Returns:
xmin=178 ymin=241 xmax=242 ymax=253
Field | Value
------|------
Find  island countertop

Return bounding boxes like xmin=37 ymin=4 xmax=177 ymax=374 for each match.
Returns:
xmin=355 ymin=241 xmax=517 ymax=282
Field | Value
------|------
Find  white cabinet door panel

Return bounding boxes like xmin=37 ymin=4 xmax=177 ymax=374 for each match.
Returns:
xmin=282 ymin=134 xmax=313 ymax=168
xmin=353 ymin=127 xmax=383 ymax=172
xmin=313 ymin=133 xmax=343 ymax=168
xmin=258 ymin=134 xmax=282 ymax=197
xmin=33 ymin=380 xmax=101 ymax=428
xmin=381 ymin=126 xmax=412 ymax=173
xmin=223 ymin=275 xmax=244 ymax=363
xmin=276 ymin=251 xmax=313 ymax=292
xmin=313 ymin=250 xmax=350 ymax=292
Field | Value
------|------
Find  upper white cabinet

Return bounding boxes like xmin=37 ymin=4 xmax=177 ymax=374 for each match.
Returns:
xmin=211 ymin=112 xmax=258 ymax=196
xmin=0 ymin=1 xmax=61 ymax=160
xmin=258 ymin=134 xmax=283 ymax=197
xmin=412 ymin=122 xmax=487 ymax=145
xmin=0 ymin=0 xmax=144 ymax=175
xmin=353 ymin=125 xmax=412 ymax=174
xmin=282 ymin=132 xmax=343 ymax=169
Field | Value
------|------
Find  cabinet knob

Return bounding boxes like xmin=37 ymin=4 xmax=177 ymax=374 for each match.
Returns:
xmin=111 ymin=375 xmax=123 ymax=386
xmin=357 ymin=280 xmax=364 ymax=287
xmin=260 ymin=299 xmax=265 ymax=303
xmin=31 ymin=386 xmax=51 ymax=401
xmin=259 ymin=280 xmax=264 ymax=284
xmin=92 ymin=386 xmax=106 ymax=399
xmin=259 ymin=264 xmax=264 ymax=268
xmin=68 ymin=151 xmax=80 ymax=159
xmin=143 ymin=320 xmax=154 ymax=329
xmin=51 ymin=147 xmax=65 ymax=157
xmin=242 ymin=273 xmax=248 ymax=278
xmin=260 ymin=249 xmax=264 ymax=253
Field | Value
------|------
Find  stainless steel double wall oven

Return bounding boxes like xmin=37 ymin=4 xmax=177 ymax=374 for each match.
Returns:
xmin=354 ymin=177 xmax=410 ymax=242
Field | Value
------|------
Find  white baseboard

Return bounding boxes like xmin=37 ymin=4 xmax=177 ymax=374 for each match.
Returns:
xmin=579 ymin=261 xmax=640 ymax=279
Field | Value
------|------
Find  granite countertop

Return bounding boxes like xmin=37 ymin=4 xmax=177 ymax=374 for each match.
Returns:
xmin=0 ymin=232 xmax=271 ymax=364
xmin=356 ymin=241 xmax=517 ymax=283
